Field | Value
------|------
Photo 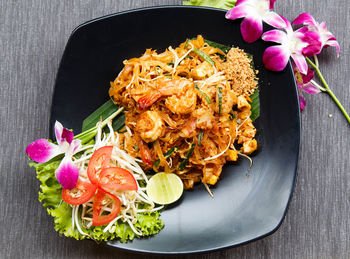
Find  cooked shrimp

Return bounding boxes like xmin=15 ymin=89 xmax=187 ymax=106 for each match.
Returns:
xmin=138 ymin=78 xmax=193 ymax=109
xmin=165 ymin=86 xmax=197 ymax=114
xmin=136 ymin=111 xmax=164 ymax=143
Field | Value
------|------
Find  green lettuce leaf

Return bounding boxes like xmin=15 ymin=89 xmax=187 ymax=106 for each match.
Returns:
xmin=49 ymin=202 xmax=84 ymax=240
xmin=136 ymin=212 xmax=164 ymax=236
xmin=183 ymin=0 xmax=236 ymax=10
xmin=31 ymin=157 xmax=164 ymax=243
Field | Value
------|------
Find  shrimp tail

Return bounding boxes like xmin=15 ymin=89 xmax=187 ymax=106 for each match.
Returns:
xmin=138 ymin=92 xmax=162 ymax=109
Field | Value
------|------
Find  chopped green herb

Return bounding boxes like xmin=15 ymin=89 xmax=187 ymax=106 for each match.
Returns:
xmin=179 ymin=144 xmax=195 ymax=171
xmin=218 ymin=86 xmax=223 ymax=116
xmin=154 ymin=146 xmax=178 ymax=168
xmin=194 ymin=83 xmax=212 ymax=104
xmin=184 ymin=38 xmax=189 ymax=49
xmin=164 ymin=146 xmax=179 ymax=158
xmin=229 ymin=113 xmax=236 ymax=120
xmin=134 ymin=144 xmax=138 ymax=150
xmin=204 ymin=39 xmax=231 ymax=54
xmin=154 ymin=159 xmax=160 ymax=167
xmin=192 ymin=48 xmax=214 ymax=66
xmin=198 ymin=130 xmax=204 ymax=146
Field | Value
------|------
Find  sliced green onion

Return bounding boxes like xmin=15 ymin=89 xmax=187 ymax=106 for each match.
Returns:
xmin=204 ymin=39 xmax=231 ymax=54
xmin=164 ymin=146 xmax=179 ymax=158
xmin=154 ymin=146 xmax=178 ymax=168
xmin=184 ymin=38 xmax=189 ymax=49
xmin=154 ymin=159 xmax=160 ymax=167
xmin=218 ymin=87 xmax=223 ymax=116
xmin=229 ymin=113 xmax=236 ymax=120
xmin=198 ymin=130 xmax=204 ymax=146
xmin=192 ymin=48 xmax=215 ymax=66
xmin=194 ymin=83 xmax=212 ymax=104
xmin=179 ymin=144 xmax=195 ymax=171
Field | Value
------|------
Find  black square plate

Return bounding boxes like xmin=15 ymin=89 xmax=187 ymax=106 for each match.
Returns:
xmin=50 ymin=6 xmax=300 ymax=254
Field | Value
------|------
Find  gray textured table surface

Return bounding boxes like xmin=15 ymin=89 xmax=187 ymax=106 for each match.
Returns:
xmin=1 ymin=1 xmax=349 ymax=258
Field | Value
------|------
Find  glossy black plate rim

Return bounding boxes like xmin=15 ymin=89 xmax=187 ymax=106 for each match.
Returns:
xmin=49 ymin=5 xmax=301 ymax=255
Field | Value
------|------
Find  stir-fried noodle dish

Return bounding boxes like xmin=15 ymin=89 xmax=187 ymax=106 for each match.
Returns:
xmin=109 ymin=35 xmax=258 ymax=190
xmin=27 ymin=35 xmax=260 ymax=242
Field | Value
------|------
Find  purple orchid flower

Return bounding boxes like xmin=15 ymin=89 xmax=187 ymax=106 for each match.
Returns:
xmin=261 ymin=17 xmax=320 ymax=74
xmin=293 ymin=63 xmax=320 ymax=111
xmin=26 ymin=121 xmax=81 ymax=189
xmin=292 ymin=13 xmax=340 ymax=57
xmin=225 ymin=0 xmax=286 ymax=43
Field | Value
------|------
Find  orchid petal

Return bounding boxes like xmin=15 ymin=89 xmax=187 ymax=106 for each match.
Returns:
xmin=235 ymin=0 xmax=250 ymax=6
xmin=280 ymin=16 xmax=293 ymax=33
xmin=225 ymin=5 xmax=250 ymax=20
xmin=241 ymin=16 xmax=263 ymax=43
xmin=54 ymin=121 xmax=64 ymax=145
xmin=262 ymin=29 xmax=287 ymax=44
xmin=54 ymin=121 xmax=74 ymax=146
xmin=269 ymin=0 xmax=277 ymax=9
xmin=299 ymin=95 xmax=306 ymax=112
xmin=263 ymin=45 xmax=290 ymax=72
xmin=26 ymin=139 xmax=62 ymax=163
xmin=301 ymin=30 xmax=322 ymax=56
xmin=319 ymin=22 xmax=328 ymax=31
xmin=292 ymin=13 xmax=317 ymax=27
xmin=263 ymin=11 xmax=286 ymax=29
xmin=302 ymin=82 xmax=321 ymax=95
xmin=291 ymin=53 xmax=308 ymax=75
xmin=71 ymin=139 xmax=82 ymax=154
xmin=296 ymin=27 xmax=308 ymax=34
xmin=55 ymin=156 xmax=79 ymax=189
xmin=325 ymin=40 xmax=340 ymax=57
xmin=301 ymin=68 xmax=315 ymax=84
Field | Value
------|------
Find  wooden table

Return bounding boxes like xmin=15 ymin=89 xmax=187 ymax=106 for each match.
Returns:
xmin=1 ymin=0 xmax=349 ymax=258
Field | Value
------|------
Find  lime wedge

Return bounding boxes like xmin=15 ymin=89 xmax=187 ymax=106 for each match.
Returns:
xmin=146 ymin=173 xmax=184 ymax=205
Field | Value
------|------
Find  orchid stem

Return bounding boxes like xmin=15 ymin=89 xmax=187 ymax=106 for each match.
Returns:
xmin=306 ymin=57 xmax=350 ymax=124
xmin=313 ymin=55 xmax=319 ymax=68
xmin=310 ymin=79 xmax=326 ymax=92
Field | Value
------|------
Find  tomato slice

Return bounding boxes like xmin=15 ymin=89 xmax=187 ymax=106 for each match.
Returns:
xmin=98 ymin=167 xmax=138 ymax=193
xmin=92 ymin=190 xmax=121 ymax=226
xmin=62 ymin=179 xmax=97 ymax=205
xmin=137 ymin=139 xmax=153 ymax=167
xmin=87 ymin=146 xmax=113 ymax=185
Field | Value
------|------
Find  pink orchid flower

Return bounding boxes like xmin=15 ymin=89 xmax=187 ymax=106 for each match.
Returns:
xmin=261 ymin=17 xmax=319 ymax=74
xmin=225 ymin=0 xmax=286 ymax=43
xmin=26 ymin=121 xmax=81 ymax=189
xmin=293 ymin=63 xmax=320 ymax=111
xmin=292 ymin=13 xmax=340 ymax=57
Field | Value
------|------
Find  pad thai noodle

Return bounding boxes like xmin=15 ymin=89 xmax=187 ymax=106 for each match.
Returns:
xmin=109 ymin=35 xmax=258 ymax=190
